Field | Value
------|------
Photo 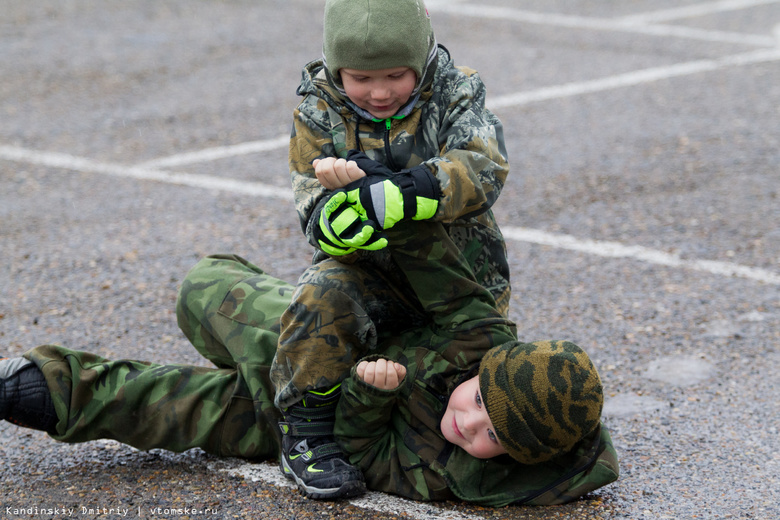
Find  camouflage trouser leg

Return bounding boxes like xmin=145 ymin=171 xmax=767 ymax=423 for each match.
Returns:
xmin=23 ymin=254 xmax=295 ymax=458
xmin=270 ymin=257 xmax=426 ymax=408
xmin=385 ymin=221 xmax=517 ymax=368
xmin=176 ymin=254 xmax=292 ymax=369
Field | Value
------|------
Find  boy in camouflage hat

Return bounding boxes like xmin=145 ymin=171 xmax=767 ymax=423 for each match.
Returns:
xmin=275 ymin=0 xmax=512 ymax=499
xmin=1 ymin=224 xmax=618 ymax=506
xmin=338 ymin=340 xmax=616 ymax=504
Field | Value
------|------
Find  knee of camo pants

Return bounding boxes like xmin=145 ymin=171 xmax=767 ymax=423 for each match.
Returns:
xmin=177 ymin=254 xmax=294 ymax=369
xmin=270 ymin=259 xmax=423 ymax=409
xmin=270 ymin=281 xmax=375 ymax=408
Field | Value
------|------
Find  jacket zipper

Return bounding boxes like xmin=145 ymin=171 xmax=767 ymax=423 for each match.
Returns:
xmin=373 ymin=117 xmax=401 ymax=171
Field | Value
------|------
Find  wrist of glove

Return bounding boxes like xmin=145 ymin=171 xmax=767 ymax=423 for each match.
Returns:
xmin=346 ymin=149 xmax=394 ymax=178
xmin=314 ymin=190 xmax=388 ymax=256
xmin=343 ymin=151 xmax=441 ymax=230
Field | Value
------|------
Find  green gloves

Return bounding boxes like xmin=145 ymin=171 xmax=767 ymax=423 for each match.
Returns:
xmin=314 ymin=190 xmax=388 ymax=256
xmin=343 ymin=151 xmax=441 ymax=230
xmin=313 ymin=151 xmax=441 ymax=256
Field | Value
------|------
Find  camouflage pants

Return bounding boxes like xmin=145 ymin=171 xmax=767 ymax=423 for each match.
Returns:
xmin=23 ymin=249 xmax=432 ymax=455
xmin=270 ymin=255 xmax=427 ymax=408
xmin=25 ymin=254 xmax=293 ymax=458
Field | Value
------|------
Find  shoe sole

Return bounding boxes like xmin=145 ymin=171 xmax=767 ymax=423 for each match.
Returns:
xmin=280 ymin=457 xmax=366 ymax=500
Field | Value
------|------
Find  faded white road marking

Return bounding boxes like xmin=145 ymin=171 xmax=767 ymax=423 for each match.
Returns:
xmin=1 ymin=144 xmax=777 ymax=285
xmin=138 ymin=135 xmax=290 ymax=169
xmin=616 ymin=0 xmax=780 ymax=25
xmin=427 ymin=2 xmax=778 ymax=47
xmin=0 ymin=145 xmax=293 ymax=200
xmin=488 ymin=47 xmax=780 ymax=109
xmin=502 ymin=227 xmax=780 ymax=285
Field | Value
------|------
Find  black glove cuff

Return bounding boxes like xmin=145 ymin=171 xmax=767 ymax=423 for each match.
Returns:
xmin=345 ymin=150 xmax=394 ymax=178
xmin=405 ymin=165 xmax=442 ymax=202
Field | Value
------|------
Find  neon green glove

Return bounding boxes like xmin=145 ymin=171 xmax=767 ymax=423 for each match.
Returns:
xmin=343 ymin=151 xmax=441 ymax=230
xmin=314 ymin=191 xmax=388 ymax=256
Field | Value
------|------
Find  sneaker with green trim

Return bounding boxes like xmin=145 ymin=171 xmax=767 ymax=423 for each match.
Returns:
xmin=278 ymin=386 xmax=365 ymax=500
xmin=0 ymin=357 xmax=58 ymax=433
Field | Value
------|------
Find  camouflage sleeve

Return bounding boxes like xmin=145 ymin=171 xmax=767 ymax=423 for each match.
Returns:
xmin=424 ymin=66 xmax=509 ymax=222
xmin=334 ymin=360 xmax=451 ymax=501
xmin=288 ymin=97 xmax=338 ymax=247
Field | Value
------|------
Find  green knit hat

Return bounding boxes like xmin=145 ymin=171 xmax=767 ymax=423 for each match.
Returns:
xmin=322 ymin=0 xmax=437 ymax=92
xmin=479 ymin=340 xmax=604 ymax=465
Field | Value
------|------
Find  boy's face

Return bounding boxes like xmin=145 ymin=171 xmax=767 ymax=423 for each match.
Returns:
xmin=440 ymin=375 xmax=508 ymax=459
xmin=340 ymin=67 xmax=417 ymax=120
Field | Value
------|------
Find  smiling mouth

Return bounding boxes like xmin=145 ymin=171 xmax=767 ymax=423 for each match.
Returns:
xmin=452 ymin=417 xmax=464 ymax=439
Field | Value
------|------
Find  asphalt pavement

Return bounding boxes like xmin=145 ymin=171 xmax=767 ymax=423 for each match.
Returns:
xmin=2 ymin=1 xmax=779 ymax=519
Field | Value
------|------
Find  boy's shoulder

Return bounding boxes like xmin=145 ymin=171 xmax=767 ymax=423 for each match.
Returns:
xmin=453 ymin=65 xmax=478 ymax=78
xmin=433 ymin=44 xmax=477 ymax=76
xmin=427 ymin=47 xmax=487 ymax=102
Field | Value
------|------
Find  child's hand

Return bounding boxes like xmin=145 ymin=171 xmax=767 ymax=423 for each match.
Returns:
xmin=356 ymin=359 xmax=407 ymax=390
xmin=313 ymin=157 xmax=366 ymax=190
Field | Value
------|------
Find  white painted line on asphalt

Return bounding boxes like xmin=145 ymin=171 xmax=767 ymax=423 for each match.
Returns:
xmin=220 ymin=461 xmax=486 ymax=520
xmin=428 ymin=3 xmax=638 ymax=31
xmin=1 ymin=144 xmax=777 ymax=285
xmin=0 ymin=145 xmax=293 ymax=200
xmin=621 ymin=23 xmax=777 ymax=46
xmin=217 ymin=461 xmax=295 ymax=490
xmin=615 ymin=0 xmax=780 ymax=25
xmin=137 ymin=135 xmax=290 ymax=169
xmin=427 ymin=3 xmax=777 ymax=46
xmin=502 ymin=227 xmax=780 ymax=285
xmin=488 ymin=47 xmax=780 ymax=108
xmin=348 ymin=493 xmax=484 ymax=520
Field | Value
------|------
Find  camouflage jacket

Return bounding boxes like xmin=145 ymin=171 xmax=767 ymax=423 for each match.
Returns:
xmin=289 ymin=46 xmax=512 ymax=314
xmin=335 ymin=338 xmax=619 ymax=507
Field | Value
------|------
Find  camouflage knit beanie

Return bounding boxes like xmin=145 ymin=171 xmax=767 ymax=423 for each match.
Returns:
xmin=322 ymin=0 xmax=437 ymax=93
xmin=479 ymin=340 xmax=604 ymax=465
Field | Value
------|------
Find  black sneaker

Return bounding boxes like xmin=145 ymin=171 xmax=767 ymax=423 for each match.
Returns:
xmin=278 ymin=388 xmax=365 ymax=500
xmin=0 ymin=357 xmax=58 ymax=433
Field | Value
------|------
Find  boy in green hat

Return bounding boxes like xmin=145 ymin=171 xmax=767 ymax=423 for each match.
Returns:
xmin=275 ymin=0 xmax=513 ymax=499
